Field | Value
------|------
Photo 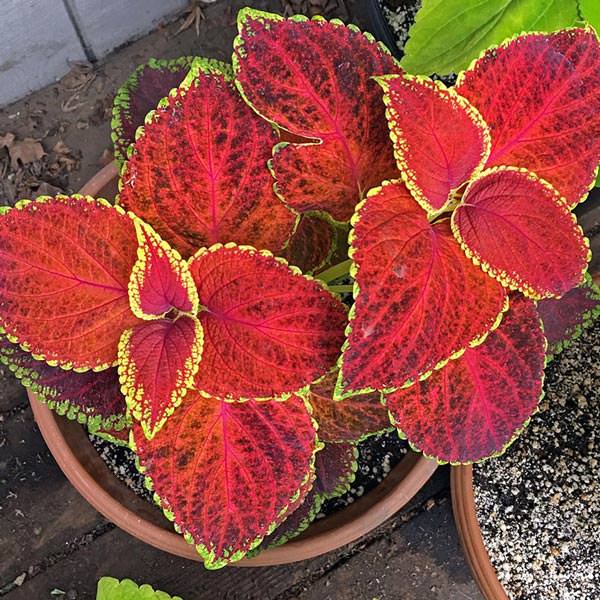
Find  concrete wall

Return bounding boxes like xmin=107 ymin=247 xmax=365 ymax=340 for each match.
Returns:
xmin=0 ymin=0 xmax=187 ymax=107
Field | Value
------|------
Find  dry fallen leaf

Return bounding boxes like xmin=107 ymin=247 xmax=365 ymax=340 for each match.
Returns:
xmin=98 ymin=148 xmax=114 ymax=166
xmin=35 ymin=181 xmax=65 ymax=197
xmin=8 ymin=138 xmax=45 ymax=170
xmin=0 ymin=132 xmax=15 ymax=148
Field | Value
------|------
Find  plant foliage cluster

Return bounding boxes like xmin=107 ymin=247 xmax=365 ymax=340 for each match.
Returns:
xmin=1 ymin=7 xmax=600 ymax=568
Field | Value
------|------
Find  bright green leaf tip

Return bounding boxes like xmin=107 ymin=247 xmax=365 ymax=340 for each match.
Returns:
xmin=96 ymin=577 xmax=182 ymax=600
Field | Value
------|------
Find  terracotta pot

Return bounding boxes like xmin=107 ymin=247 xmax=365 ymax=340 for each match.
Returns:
xmin=29 ymin=162 xmax=438 ymax=566
xmin=451 ymin=466 xmax=509 ymax=600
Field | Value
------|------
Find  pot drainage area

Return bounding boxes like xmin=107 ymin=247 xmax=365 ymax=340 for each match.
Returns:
xmin=473 ymin=322 xmax=600 ymax=600
xmin=89 ymin=428 xmax=408 ymax=522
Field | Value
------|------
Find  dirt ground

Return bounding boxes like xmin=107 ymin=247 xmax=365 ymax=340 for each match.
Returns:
xmin=0 ymin=1 xmax=544 ymax=598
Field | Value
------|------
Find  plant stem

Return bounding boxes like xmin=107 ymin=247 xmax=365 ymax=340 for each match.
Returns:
xmin=317 ymin=259 xmax=352 ymax=284
xmin=328 ymin=284 xmax=353 ymax=294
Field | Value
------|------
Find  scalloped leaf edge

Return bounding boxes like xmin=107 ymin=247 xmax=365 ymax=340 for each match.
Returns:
xmin=0 ymin=194 xmax=134 ymax=373
xmin=375 ymin=73 xmax=492 ymax=217
xmin=451 ymin=165 xmax=591 ymax=300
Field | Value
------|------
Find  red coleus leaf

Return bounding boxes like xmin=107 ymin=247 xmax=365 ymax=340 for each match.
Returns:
xmin=280 ymin=214 xmax=337 ymax=274
xmin=234 ymin=9 xmax=401 ymax=222
xmin=119 ymin=58 xmax=296 ymax=257
xmin=129 ymin=219 xmax=198 ymax=319
xmin=313 ymin=441 xmax=358 ymax=500
xmin=132 ymin=391 xmax=318 ymax=568
xmin=309 ymin=370 xmax=390 ymax=443
xmin=0 ymin=337 xmax=125 ymax=430
xmin=258 ymin=442 xmax=357 ymax=550
xmin=383 ymin=295 xmax=546 ymax=463
xmin=0 ymin=196 xmax=141 ymax=370
xmin=537 ymin=272 xmax=600 ymax=358
xmin=118 ymin=315 xmax=203 ymax=439
xmin=188 ymin=244 xmax=347 ymax=400
xmin=456 ymin=28 xmax=600 ymax=207
xmin=112 ymin=57 xmax=195 ymax=166
xmin=337 ymin=180 xmax=507 ymax=397
xmin=376 ymin=74 xmax=490 ymax=214
xmin=452 ymin=167 xmax=589 ymax=299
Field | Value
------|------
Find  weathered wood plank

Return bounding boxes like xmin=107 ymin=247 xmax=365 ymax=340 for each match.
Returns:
xmin=0 ymin=406 xmax=103 ymax=589
xmin=4 ymin=473 xmax=453 ymax=600
xmin=290 ymin=499 xmax=483 ymax=600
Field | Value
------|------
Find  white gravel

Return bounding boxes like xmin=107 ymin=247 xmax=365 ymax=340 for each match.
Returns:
xmin=379 ymin=0 xmax=421 ymax=53
xmin=474 ymin=322 xmax=600 ymax=600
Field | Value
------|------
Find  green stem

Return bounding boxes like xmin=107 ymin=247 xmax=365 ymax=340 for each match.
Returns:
xmin=328 ymin=284 xmax=353 ymax=294
xmin=317 ymin=259 xmax=352 ymax=284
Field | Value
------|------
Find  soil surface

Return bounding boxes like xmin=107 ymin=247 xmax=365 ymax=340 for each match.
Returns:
xmin=89 ymin=428 xmax=409 ymax=525
xmin=0 ymin=2 xmax=484 ymax=598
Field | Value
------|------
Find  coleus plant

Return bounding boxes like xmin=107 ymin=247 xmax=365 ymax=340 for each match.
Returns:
xmin=0 ymin=7 xmax=599 ymax=570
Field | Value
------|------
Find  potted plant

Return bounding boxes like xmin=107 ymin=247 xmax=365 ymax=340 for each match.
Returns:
xmin=2 ymin=7 xmax=599 ymax=571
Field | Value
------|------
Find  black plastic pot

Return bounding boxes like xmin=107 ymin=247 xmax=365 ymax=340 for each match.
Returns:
xmin=366 ymin=0 xmax=419 ymax=60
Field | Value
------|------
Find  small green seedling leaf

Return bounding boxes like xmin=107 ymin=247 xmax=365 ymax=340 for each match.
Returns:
xmin=96 ymin=576 xmax=182 ymax=600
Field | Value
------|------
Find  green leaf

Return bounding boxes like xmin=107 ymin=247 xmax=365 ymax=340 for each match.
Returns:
xmin=96 ymin=577 xmax=182 ymax=600
xmin=580 ymin=0 xmax=600 ymax=31
xmin=401 ymin=0 xmax=579 ymax=75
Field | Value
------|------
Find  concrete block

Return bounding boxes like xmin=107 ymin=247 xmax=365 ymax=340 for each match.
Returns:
xmin=0 ymin=0 xmax=86 ymax=107
xmin=70 ymin=0 xmax=188 ymax=59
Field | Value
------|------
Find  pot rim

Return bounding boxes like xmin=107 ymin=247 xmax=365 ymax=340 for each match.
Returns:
xmin=451 ymin=466 xmax=509 ymax=600
xmin=31 ymin=393 xmax=437 ymax=566
xmin=28 ymin=161 xmax=438 ymax=567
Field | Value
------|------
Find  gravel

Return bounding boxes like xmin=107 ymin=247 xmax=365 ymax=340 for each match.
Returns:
xmin=88 ymin=432 xmax=154 ymax=503
xmin=379 ymin=0 xmax=421 ymax=54
xmin=89 ymin=427 xmax=408 ymax=519
xmin=473 ymin=321 xmax=600 ymax=600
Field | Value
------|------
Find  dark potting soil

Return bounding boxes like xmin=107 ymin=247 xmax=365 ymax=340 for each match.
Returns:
xmin=89 ymin=428 xmax=408 ymax=522
xmin=473 ymin=321 xmax=600 ymax=600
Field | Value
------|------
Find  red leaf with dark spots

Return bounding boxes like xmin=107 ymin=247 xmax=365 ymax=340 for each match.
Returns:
xmin=112 ymin=57 xmax=195 ymax=165
xmin=0 ymin=337 xmax=125 ymax=430
xmin=309 ymin=371 xmax=390 ymax=443
xmin=129 ymin=219 xmax=198 ymax=319
xmin=188 ymin=244 xmax=347 ymax=400
xmin=313 ymin=442 xmax=357 ymax=500
xmin=281 ymin=214 xmax=336 ymax=274
xmin=132 ymin=391 xmax=317 ymax=568
xmin=337 ymin=180 xmax=506 ymax=396
xmin=384 ymin=296 xmax=546 ymax=463
xmin=119 ymin=58 xmax=296 ymax=257
xmin=234 ymin=9 xmax=401 ymax=221
xmin=456 ymin=28 xmax=600 ymax=207
xmin=452 ymin=167 xmax=589 ymax=299
xmin=118 ymin=315 xmax=203 ymax=439
xmin=0 ymin=196 xmax=141 ymax=370
xmin=377 ymin=74 xmax=490 ymax=214
xmin=537 ymin=272 xmax=600 ymax=357
xmin=255 ymin=441 xmax=357 ymax=549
